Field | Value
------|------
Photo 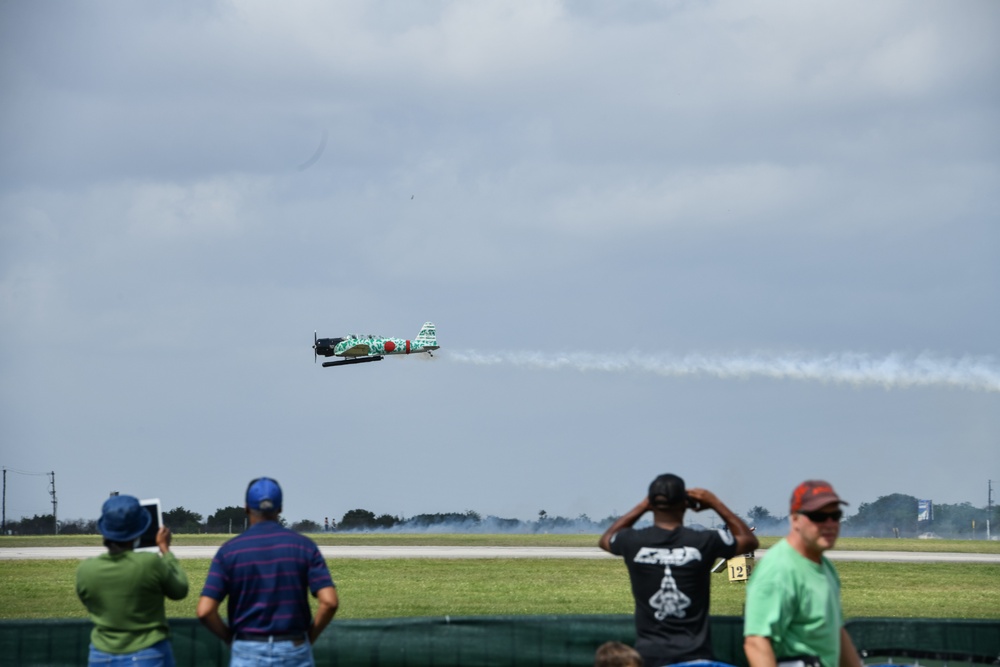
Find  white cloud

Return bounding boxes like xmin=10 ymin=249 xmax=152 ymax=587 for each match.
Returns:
xmin=123 ymin=177 xmax=259 ymax=240
xmin=545 ymin=163 xmax=819 ymax=235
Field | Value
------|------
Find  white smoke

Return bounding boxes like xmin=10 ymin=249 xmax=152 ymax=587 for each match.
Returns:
xmin=446 ymin=349 xmax=1000 ymax=392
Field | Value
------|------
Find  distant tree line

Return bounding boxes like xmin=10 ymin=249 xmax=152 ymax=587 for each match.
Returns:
xmin=3 ymin=515 xmax=97 ymax=535
xmin=2 ymin=508 xmax=613 ymax=536
xmin=3 ymin=493 xmax=996 ymax=538
xmin=842 ymin=493 xmax=993 ymax=539
xmin=744 ymin=493 xmax=997 ymax=539
xmin=331 ymin=508 xmax=611 ymax=534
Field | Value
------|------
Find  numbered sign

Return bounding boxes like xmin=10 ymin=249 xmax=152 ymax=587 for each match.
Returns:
xmin=727 ymin=555 xmax=754 ymax=582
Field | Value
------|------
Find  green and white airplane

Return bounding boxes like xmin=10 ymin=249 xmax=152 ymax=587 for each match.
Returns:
xmin=313 ymin=322 xmax=439 ymax=368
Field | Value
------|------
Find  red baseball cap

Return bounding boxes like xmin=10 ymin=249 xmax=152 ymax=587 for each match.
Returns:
xmin=790 ymin=480 xmax=848 ymax=513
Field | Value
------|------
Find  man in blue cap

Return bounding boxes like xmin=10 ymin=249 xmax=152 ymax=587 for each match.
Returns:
xmin=76 ymin=494 xmax=189 ymax=666
xmin=197 ymin=477 xmax=338 ymax=667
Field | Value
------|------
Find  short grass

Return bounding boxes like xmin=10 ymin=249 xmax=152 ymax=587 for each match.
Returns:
xmin=3 ymin=533 xmax=999 ymax=552
xmin=2 ymin=558 xmax=997 ymax=621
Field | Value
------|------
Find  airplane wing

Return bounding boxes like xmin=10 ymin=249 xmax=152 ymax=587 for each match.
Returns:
xmin=340 ymin=343 xmax=371 ymax=357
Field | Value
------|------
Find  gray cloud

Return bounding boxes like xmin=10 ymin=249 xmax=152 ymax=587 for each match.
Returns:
xmin=1 ymin=0 xmax=997 ymax=524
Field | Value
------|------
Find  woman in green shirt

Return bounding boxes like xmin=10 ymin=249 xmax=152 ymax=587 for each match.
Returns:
xmin=76 ymin=495 xmax=189 ymax=666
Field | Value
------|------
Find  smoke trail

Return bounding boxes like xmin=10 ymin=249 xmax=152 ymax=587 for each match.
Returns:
xmin=446 ymin=349 xmax=1000 ymax=392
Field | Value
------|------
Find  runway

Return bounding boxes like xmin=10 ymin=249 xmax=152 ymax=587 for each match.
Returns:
xmin=1 ymin=545 xmax=998 ymax=563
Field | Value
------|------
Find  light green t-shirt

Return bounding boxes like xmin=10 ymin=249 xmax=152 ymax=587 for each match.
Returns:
xmin=76 ymin=550 xmax=188 ymax=654
xmin=744 ymin=538 xmax=843 ymax=667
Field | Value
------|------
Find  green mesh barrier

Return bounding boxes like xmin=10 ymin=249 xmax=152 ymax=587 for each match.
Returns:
xmin=845 ymin=618 xmax=1000 ymax=665
xmin=0 ymin=616 xmax=995 ymax=667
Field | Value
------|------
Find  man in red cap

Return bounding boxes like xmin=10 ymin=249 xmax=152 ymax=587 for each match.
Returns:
xmin=744 ymin=480 xmax=862 ymax=667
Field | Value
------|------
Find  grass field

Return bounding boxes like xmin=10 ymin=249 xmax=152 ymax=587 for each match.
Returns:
xmin=2 ymin=543 xmax=998 ymax=620
xmin=3 ymin=533 xmax=1000 ymax=552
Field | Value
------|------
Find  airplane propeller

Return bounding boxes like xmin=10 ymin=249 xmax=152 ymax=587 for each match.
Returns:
xmin=314 ymin=331 xmax=318 ymax=363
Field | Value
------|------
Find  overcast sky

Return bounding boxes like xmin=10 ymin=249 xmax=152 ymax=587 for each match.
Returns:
xmin=2 ymin=1 xmax=998 ymax=528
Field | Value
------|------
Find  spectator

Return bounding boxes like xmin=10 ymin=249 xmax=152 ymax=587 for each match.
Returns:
xmin=595 ymin=640 xmax=644 ymax=666
xmin=197 ymin=477 xmax=338 ymax=666
xmin=600 ymin=473 xmax=758 ymax=667
xmin=76 ymin=495 xmax=188 ymax=666
xmin=743 ymin=480 xmax=862 ymax=667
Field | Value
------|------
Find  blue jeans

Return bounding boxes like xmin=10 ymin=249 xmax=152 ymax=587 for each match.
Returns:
xmin=230 ymin=638 xmax=314 ymax=667
xmin=88 ymin=640 xmax=175 ymax=666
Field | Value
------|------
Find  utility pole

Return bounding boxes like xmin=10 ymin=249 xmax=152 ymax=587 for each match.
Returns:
xmin=49 ymin=471 xmax=58 ymax=535
xmin=988 ymin=479 xmax=993 ymax=541
xmin=2 ymin=467 xmax=6 ymax=535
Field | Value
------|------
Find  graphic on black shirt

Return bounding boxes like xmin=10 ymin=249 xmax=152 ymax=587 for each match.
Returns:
xmin=634 ymin=546 xmax=702 ymax=620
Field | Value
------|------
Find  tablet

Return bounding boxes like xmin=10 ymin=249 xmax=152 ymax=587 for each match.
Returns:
xmin=136 ymin=498 xmax=163 ymax=552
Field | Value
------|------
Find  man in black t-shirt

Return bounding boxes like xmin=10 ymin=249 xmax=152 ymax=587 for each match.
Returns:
xmin=599 ymin=474 xmax=759 ymax=667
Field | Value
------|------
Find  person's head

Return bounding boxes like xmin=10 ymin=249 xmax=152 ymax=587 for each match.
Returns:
xmin=788 ymin=480 xmax=848 ymax=558
xmin=246 ymin=477 xmax=283 ymax=520
xmin=648 ymin=473 xmax=687 ymax=513
xmin=594 ymin=640 xmax=643 ymax=667
xmin=98 ymin=494 xmax=151 ymax=549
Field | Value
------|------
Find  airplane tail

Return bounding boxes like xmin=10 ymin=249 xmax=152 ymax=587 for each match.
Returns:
xmin=414 ymin=322 xmax=438 ymax=350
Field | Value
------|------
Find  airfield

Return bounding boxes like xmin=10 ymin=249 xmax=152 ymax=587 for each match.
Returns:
xmin=2 ymin=545 xmax=998 ymax=563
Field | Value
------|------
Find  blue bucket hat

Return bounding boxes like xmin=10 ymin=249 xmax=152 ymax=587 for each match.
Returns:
xmin=246 ymin=477 xmax=282 ymax=512
xmin=98 ymin=495 xmax=152 ymax=542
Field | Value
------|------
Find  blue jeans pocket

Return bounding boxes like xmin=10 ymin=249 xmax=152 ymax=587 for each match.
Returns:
xmin=88 ymin=640 xmax=175 ymax=667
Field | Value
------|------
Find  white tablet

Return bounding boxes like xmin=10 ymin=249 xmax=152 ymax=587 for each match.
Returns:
xmin=136 ymin=498 xmax=163 ymax=552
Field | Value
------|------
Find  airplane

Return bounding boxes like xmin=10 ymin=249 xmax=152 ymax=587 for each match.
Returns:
xmin=313 ymin=322 xmax=439 ymax=368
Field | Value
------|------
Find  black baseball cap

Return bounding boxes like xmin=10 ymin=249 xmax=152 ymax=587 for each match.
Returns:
xmin=648 ymin=473 xmax=687 ymax=508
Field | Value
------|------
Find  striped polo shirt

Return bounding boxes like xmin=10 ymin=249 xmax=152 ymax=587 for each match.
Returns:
xmin=201 ymin=520 xmax=335 ymax=636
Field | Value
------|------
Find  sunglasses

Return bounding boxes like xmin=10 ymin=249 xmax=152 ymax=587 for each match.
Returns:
xmin=800 ymin=509 xmax=843 ymax=523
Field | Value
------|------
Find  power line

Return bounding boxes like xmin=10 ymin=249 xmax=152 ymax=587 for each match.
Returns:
xmin=2 ymin=467 xmax=58 ymax=534
xmin=3 ymin=467 xmax=51 ymax=476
